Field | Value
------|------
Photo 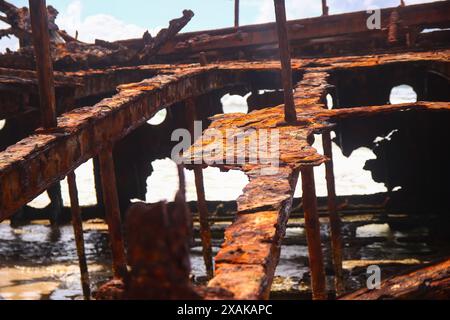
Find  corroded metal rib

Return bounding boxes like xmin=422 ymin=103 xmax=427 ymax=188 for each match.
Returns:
xmin=183 ymin=69 xmax=330 ymax=299
xmin=0 ymin=66 xmax=236 ymax=219
xmin=0 ymin=50 xmax=448 ymax=221
xmin=118 ymin=2 xmax=450 ymax=58
xmin=183 ymin=64 xmax=450 ymax=298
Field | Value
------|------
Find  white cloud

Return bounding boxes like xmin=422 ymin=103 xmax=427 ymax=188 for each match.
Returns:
xmin=0 ymin=21 xmax=19 ymax=53
xmin=253 ymin=0 xmax=444 ymax=23
xmin=56 ymin=0 xmax=160 ymax=43
xmin=255 ymin=0 xmax=321 ymax=23
xmin=0 ymin=0 xmax=444 ymax=53
xmin=328 ymin=0 xmax=443 ymax=14
xmin=0 ymin=0 xmax=161 ymax=52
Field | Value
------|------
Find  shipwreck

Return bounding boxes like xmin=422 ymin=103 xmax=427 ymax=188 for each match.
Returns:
xmin=0 ymin=0 xmax=449 ymax=300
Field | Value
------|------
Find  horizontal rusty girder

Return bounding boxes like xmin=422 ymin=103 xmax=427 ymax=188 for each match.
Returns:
xmin=203 ymin=98 xmax=450 ymax=299
xmin=0 ymin=72 xmax=78 ymax=119
xmin=192 ymin=68 xmax=331 ymax=299
xmin=341 ymin=258 xmax=450 ymax=300
xmin=67 ymin=65 xmax=173 ymax=99
xmin=1 ymin=48 xmax=448 ymax=109
xmin=0 ymin=65 xmax=176 ymax=121
xmin=0 ymin=65 xmax=169 ymax=100
xmin=117 ymin=2 xmax=450 ymax=56
xmin=184 ymin=56 xmax=450 ymax=298
xmin=0 ymin=66 xmax=246 ymax=220
xmin=0 ymin=49 xmax=449 ymax=221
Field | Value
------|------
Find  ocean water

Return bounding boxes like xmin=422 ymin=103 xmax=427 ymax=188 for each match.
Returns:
xmin=2 ymin=211 xmax=448 ymax=300
xmin=27 ymin=85 xmax=417 ymax=208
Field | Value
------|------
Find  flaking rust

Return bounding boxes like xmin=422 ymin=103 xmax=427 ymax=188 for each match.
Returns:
xmin=0 ymin=0 xmax=449 ymax=301
xmin=1 ymin=50 xmax=449 ymax=220
xmin=183 ymin=63 xmax=450 ymax=299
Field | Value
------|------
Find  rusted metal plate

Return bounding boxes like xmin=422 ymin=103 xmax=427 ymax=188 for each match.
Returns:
xmin=208 ymin=264 xmax=269 ymax=300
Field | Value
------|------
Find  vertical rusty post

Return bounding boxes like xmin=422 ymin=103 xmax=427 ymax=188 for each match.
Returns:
xmin=234 ymin=0 xmax=240 ymax=28
xmin=185 ymin=98 xmax=214 ymax=280
xmin=301 ymin=166 xmax=327 ymax=300
xmin=93 ymin=156 xmax=105 ymax=216
xmin=29 ymin=0 xmax=64 ymax=226
xmin=388 ymin=9 xmax=400 ymax=44
xmin=98 ymin=146 xmax=128 ymax=279
xmin=28 ymin=0 xmax=57 ymax=128
xmin=322 ymin=131 xmax=344 ymax=296
xmin=193 ymin=166 xmax=214 ymax=279
xmin=322 ymin=0 xmax=329 ymax=16
xmin=47 ymin=182 xmax=63 ymax=226
xmin=199 ymin=52 xmax=208 ymax=66
xmin=67 ymin=172 xmax=91 ymax=300
xmin=273 ymin=0 xmax=297 ymax=123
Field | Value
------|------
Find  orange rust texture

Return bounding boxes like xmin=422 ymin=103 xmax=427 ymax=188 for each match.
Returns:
xmin=0 ymin=0 xmax=448 ymax=302
xmin=1 ymin=49 xmax=449 ymax=219
xmin=184 ymin=68 xmax=332 ymax=299
xmin=1 ymin=1 xmax=449 ymax=72
xmin=191 ymin=98 xmax=450 ymax=299
xmin=0 ymin=65 xmax=230 ymax=219
xmin=122 ymin=2 xmax=450 ymax=59
xmin=341 ymin=258 xmax=450 ymax=300
xmin=183 ymin=53 xmax=450 ymax=299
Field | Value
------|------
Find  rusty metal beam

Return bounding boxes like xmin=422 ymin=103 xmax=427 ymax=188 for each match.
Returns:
xmin=138 ymin=10 xmax=194 ymax=64
xmin=98 ymin=146 xmax=127 ymax=279
xmin=0 ymin=66 xmax=240 ymax=220
xmin=0 ymin=2 xmax=448 ymax=70
xmin=185 ymin=98 xmax=214 ymax=280
xmin=0 ymin=64 xmax=164 ymax=102
xmin=322 ymin=130 xmax=344 ymax=296
xmin=322 ymin=0 xmax=329 ymax=16
xmin=28 ymin=0 xmax=56 ymax=128
xmin=234 ymin=0 xmax=240 ymax=28
xmin=147 ymin=1 xmax=450 ymax=56
xmin=67 ymin=171 xmax=91 ymax=300
xmin=193 ymin=166 xmax=214 ymax=280
xmin=301 ymin=166 xmax=327 ymax=300
xmin=1 ymin=48 xmax=447 ymax=106
xmin=273 ymin=0 xmax=296 ymax=123
xmin=0 ymin=51 xmax=449 ymax=221
xmin=184 ymin=69 xmax=330 ymax=299
xmin=208 ymin=169 xmax=301 ymax=299
xmin=182 ymin=56 xmax=450 ymax=299
xmin=341 ymin=258 xmax=450 ymax=300
xmin=185 ymin=96 xmax=450 ymax=299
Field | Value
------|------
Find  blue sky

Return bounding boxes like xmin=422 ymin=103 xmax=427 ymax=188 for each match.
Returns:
xmin=0 ymin=0 xmax=440 ymax=50
xmin=9 ymin=0 xmax=440 ymax=31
